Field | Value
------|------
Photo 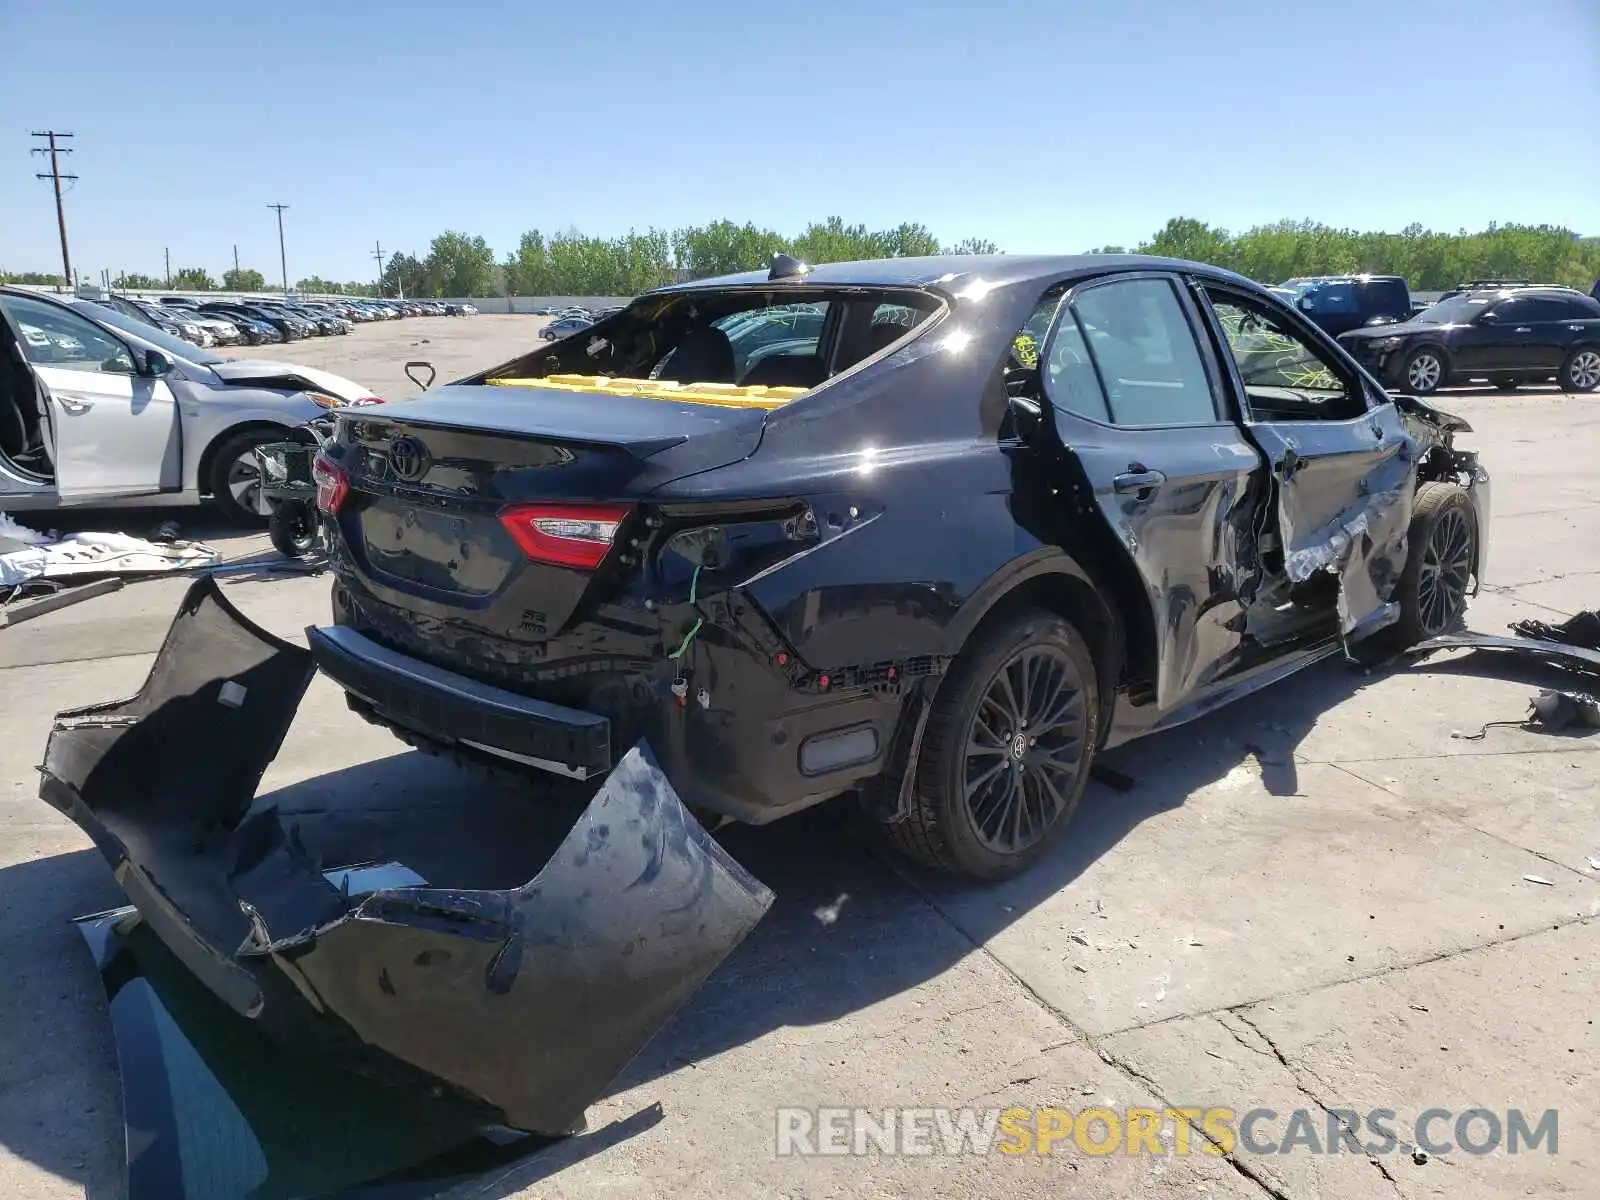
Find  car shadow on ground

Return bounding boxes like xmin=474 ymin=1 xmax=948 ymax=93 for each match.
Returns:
xmin=0 ymin=654 xmax=1381 ymax=1197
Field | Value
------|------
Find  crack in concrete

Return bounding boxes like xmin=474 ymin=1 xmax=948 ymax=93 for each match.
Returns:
xmin=1098 ymin=910 xmax=1598 ymax=1038
xmin=1213 ymin=1012 xmax=1277 ymax=1060
xmin=1229 ymin=1012 xmax=1403 ymax=1198
xmin=878 ymin=853 xmax=1291 ymax=1200
xmin=1327 ymin=761 xmax=1600 ymax=886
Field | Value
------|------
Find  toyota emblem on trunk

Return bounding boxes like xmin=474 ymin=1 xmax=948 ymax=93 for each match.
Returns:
xmin=387 ymin=436 xmax=431 ymax=482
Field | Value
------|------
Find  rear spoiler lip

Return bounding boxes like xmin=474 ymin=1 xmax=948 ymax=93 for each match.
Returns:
xmin=336 ymin=383 xmax=773 ymax=461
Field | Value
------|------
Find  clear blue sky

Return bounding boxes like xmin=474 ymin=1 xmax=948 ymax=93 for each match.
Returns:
xmin=2 ymin=0 xmax=1596 ymax=284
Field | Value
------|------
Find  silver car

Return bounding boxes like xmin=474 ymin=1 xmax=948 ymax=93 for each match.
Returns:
xmin=0 ymin=287 xmax=381 ymax=524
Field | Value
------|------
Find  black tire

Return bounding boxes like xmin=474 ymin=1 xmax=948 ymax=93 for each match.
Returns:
xmin=268 ymin=501 xmax=318 ymax=558
xmin=207 ymin=428 xmax=287 ymax=526
xmin=1400 ymin=347 xmax=1447 ymax=395
xmin=1558 ymin=346 xmax=1600 ymax=393
xmin=882 ymin=609 xmax=1100 ymax=880
xmin=1492 ymin=376 xmax=1521 ymax=392
xmin=1365 ymin=481 xmax=1478 ymax=656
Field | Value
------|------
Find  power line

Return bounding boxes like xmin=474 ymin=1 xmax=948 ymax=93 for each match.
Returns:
xmin=30 ymin=131 xmax=77 ymax=291
xmin=268 ymin=203 xmax=290 ymax=292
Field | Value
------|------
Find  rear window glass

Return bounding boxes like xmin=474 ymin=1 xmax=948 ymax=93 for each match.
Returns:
xmin=483 ymin=288 xmax=942 ymax=407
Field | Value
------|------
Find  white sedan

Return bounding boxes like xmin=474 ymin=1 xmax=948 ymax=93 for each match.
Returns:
xmin=0 ymin=287 xmax=381 ymax=524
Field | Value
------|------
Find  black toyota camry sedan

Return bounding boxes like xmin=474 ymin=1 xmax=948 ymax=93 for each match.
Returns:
xmin=1340 ymin=286 xmax=1600 ymax=394
xmin=302 ymin=253 xmax=1490 ymax=880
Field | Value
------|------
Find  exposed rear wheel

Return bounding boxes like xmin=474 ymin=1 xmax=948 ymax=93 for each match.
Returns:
xmin=882 ymin=609 xmax=1099 ymax=880
xmin=1559 ymin=347 xmax=1600 ymax=393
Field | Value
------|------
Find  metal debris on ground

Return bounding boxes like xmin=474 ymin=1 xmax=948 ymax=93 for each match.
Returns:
xmin=0 ymin=512 xmax=219 ymax=587
xmin=1522 ymin=874 xmax=1556 ymax=886
xmin=0 ymin=577 xmax=125 ymax=628
xmin=1508 ymin=610 xmax=1600 ymax=651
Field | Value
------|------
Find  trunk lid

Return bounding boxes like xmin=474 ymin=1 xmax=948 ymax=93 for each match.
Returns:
xmin=330 ymin=383 xmax=766 ymax=643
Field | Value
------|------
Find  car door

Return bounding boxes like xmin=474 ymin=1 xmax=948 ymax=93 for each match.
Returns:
xmin=1039 ymin=273 xmax=1262 ymax=710
xmin=1469 ymin=296 xmax=1540 ymax=371
xmin=0 ymin=293 xmax=177 ymax=499
xmin=1518 ymin=297 xmax=1592 ymax=373
xmin=1193 ymin=282 xmax=1413 ymax=639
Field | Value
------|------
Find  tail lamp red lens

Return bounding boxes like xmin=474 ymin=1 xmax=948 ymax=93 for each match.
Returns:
xmin=312 ymin=454 xmax=349 ymax=515
xmin=498 ymin=503 xmax=631 ymax=569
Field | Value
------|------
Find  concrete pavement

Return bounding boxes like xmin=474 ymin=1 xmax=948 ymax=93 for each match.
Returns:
xmin=0 ymin=379 xmax=1595 ymax=1199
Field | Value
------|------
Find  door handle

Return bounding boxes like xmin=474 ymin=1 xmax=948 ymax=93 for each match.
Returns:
xmin=57 ymin=397 xmax=93 ymax=415
xmin=1513 ymin=326 xmax=1533 ymax=334
xmin=1112 ymin=468 xmax=1166 ymax=495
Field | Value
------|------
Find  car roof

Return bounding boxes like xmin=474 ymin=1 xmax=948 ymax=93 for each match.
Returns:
xmin=652 ymin=252 xmax=1257 ymax=295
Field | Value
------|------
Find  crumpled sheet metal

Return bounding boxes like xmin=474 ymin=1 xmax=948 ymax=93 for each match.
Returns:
xmin=1508 ymin=610 xmax=1600 ymax=652
xmin=39 ymin=575 xmax=774 ymax=1136
xmin=1279 ymin=468 xmax=1412 ymax=639
xmin=1412 ymin=630 xmax=1600 ymax=679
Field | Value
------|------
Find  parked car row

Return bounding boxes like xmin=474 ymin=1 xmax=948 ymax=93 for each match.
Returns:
xmin=81 ymin=294 xmax=480 ymax=348
xmin=1273 ymin=275 xmax=1600 ymax=394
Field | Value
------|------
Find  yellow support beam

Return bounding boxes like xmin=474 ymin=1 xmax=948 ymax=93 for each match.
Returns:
xmin=486 ymin=374 xmax=807 ymax=411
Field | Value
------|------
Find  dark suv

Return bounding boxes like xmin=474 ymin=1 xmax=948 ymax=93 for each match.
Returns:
xmin=1340 ymin=286 xmax=1600 ymax=394
xmin=1280 ymin=275 xmax=1415 ymax=336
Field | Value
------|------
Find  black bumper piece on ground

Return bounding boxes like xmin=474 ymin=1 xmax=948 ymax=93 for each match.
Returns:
xmin=39 ymin=575 xmax=773 ymax=1138
xmin=308 ymin=622 xmax=613 ymax=779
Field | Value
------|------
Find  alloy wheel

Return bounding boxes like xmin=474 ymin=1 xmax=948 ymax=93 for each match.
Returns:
xmin=1569 ymin=350 xmax=1600 ymax=391
xmin=1417 ymin=506 xmax=1473 ymax=636
xmin=225 ymin=450 xmax=271 ymax=517
xmin=1407 ymin=352 xmax=1442 ymax=392
xmin=962 ymin=647 xmax=1089 ymax=855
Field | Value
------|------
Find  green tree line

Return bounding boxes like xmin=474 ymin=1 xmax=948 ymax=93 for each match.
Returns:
xmin=6 ymin=219 xmax=1597 ymax=298
xmin=1137 ymin=218 xmax=1600 ymax=292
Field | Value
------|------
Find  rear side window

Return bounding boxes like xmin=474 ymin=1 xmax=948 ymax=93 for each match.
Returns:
xmin=1057 ymin=277 xmax=1218 ymax=426
xmin=1522 ymin=297 xmax=1596 ymax=321
xmin=714 ymin=301 xmax=829 ymax=378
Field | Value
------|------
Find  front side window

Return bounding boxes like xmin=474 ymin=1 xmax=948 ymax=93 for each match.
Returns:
xmin=1059 ymin=277 xmax=1218 ymax=426
xmin=0 ymin=294 xmax=136 ymax=374
xmin=1204 ymin=290 xmax=1364 ymax=421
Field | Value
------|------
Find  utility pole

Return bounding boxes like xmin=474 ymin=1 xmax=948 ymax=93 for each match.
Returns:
xmin=164 ymin=247 xmax=171 ymax=288
xmin=30 ymin=131 xmax=77 ymax=292
xmin=233 ymin=244 xmax=240 ymax=275
xmin=267 ymin=203 xmax=290 ymax=293
xmin=372 ymin=240 xmax=386 ymax=296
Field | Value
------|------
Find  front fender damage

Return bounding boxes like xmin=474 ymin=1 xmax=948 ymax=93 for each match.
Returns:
xmin=39 ymin=577 xmax=773 ymax=1138
xmin=1265 ymin=397 xmax=1487 ymax=643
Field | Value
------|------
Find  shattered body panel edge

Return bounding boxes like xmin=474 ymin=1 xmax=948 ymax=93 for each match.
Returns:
xmin=38 ymin=576 xmax=774 ymax=1136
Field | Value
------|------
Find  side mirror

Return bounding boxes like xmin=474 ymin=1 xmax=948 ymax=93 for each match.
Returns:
xmin=1476 ymin=310 xmax=1499 ymax=325
xmin=141 ymin=349 xmax=173 ymax=377
xmin=1297 ymin=297 xmax=1313 ymax=311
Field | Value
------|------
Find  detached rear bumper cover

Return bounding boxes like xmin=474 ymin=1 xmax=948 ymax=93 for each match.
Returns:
xmin=39 ymin=576 xmax=773 ymax=1136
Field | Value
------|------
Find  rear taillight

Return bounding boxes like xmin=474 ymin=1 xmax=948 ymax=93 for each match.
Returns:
xmin=312 ymin=454 xmax=348 ymax=515
xmin=499 ymin=503 xmax=631 ymax=569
